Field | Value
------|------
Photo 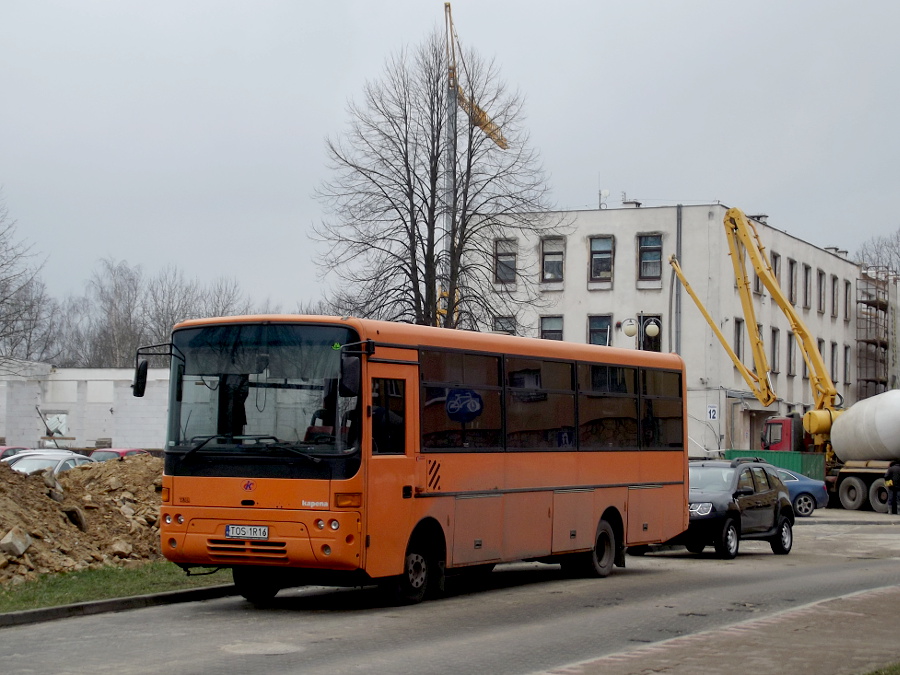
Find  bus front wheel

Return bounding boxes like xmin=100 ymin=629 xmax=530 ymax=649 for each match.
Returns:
xmin=232 ymin=566 xmax=280 ymax=605
xmin=385 ymin=539 xmax=443 ymax=605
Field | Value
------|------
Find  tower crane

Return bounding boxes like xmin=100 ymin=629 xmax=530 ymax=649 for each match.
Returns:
xmin=444 ymin=3 xmax=508 ymax=149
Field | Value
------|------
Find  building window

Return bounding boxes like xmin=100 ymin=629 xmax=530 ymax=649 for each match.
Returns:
xmin=753 ymin=271 xmax=763 ymax=295
xmin=771 ymin=252 xmax=781 ymax=286
xmin=541 ymin=238 xmax=564 ymax=282
xmin=589 ymin=236 xmax=614 ymax=281
xmin=844 ymin=344 xmax=852 ymax=383
xmin=817 ymin=269 xmax=826 ymax=313
xmin=787 ymin=332 xmax=796 ymax=376
xmin=638 ymin=235 xmax=662 ymax=280
xmin=493 ymin=316 xmax=516 ymax=335
xmin=588 ymin=315 xmax=612 ymax=346
xmin=803 ymin=264 xmax=812 ymax=308
xmin=494 ymin=239 xmax=517 ymax=284
xmin=830 ymin=275 xmax=839 ymax=317
xmin=788 ymin=259 xmax=798 ymax=305
xmin=734 ymin=318 xmax=744 ymax=362
xmin=844 ymin=280 xmax=852 ymax=321
xmin=770 ymin=328 xmax=780 ymax=373
xmin=831 ymin=341 xmax=839 ymax=383
xmin=540 ymin=316 xmax=563 ymax=341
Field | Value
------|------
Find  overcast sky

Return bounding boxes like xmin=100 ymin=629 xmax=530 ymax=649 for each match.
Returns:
xmin=2 ymin=1 xmax=898 ymax=310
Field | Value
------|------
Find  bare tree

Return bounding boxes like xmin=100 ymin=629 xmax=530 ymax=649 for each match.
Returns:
xmin=0 ymin=199 xmax=58 ymax=371
xmin=856 ymin=228 xmax=900 ymax=273
xmin=315 ymin=30 xmax=562 ymax=329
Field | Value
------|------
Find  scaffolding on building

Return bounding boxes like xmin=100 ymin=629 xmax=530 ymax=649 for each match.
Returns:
xmin=856 ymin=267 xmax=891 ymax=399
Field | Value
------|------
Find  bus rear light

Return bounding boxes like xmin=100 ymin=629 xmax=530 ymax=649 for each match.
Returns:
xmin=335 ymin=493 xmax=362 ymax=508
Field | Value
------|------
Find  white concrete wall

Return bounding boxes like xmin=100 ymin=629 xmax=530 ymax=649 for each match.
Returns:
xmin=0 ymin=366 xmax=169 ymax=450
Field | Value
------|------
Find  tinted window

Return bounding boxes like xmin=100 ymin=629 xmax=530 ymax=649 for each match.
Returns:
xmin=420 ymin=349 xmax=503 ymax=451
xmin=578 ymin=365 xmax=639 ymax=450
xmin=506 ymin=358 xmax=575 ymax=450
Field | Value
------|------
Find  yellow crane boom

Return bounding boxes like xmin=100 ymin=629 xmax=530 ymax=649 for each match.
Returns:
xmin=444 ymin=3 xmax=508 ymax=149
xmin=670 ymin=207 xmax=841 ymax=449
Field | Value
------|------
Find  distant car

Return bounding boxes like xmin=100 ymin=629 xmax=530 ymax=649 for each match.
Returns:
xmin=667 ymin=458 xmax=795 ymax=559
xmin=776 ymin=468 xmax=829 ymax=517
xmin=4 ymin=451 xmax=96 ymax=476
xmin=89 ymin=448 xmax=149 ymax=462
xmin=0 ymin=446 xmax=31 ymax=460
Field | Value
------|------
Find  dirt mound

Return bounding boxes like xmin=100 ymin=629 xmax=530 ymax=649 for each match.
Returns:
xmin=0 ymin=454 xmax=164 ymax=585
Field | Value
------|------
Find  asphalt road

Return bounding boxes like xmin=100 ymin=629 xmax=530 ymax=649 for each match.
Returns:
xmin=1 ymin=509 xmax=899 ymax=675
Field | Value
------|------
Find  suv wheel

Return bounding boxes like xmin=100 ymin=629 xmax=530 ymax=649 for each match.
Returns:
xmin=714 ymin=518 xmax=739 ymax=559
xmin=769 ymin=516 xmax=793 ymax=555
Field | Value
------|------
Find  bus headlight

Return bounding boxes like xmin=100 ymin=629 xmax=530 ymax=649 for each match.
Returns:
xmin=329 ymin=519 xmax=340 ymax=531
xmin=315 ymin=519 xmax=325 ymax=530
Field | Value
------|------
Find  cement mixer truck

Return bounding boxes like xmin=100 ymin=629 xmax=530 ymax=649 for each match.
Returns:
xmin=670 ymin=208 xmax=899 ymax=512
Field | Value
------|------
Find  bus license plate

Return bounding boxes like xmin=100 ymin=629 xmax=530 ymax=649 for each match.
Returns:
xmin=225 ymin=525 xmax=269 ymax=540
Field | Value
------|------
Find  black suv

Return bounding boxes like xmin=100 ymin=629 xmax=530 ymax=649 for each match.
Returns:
xmin=671 ymin=458 xmax=795 ymax=559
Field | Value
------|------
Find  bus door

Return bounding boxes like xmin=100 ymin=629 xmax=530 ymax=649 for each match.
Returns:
xmin=363 ymin=359 xmax=419 ymax=578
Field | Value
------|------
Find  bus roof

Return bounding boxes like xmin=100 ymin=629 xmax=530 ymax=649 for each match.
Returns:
xmin=172 ymin=314 xmax=686 ymax=371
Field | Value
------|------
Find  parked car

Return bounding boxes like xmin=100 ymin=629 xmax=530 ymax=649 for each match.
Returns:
xmin=3 ymin=450 xmax=96 ymax=476
xmin=667 ymin=458 xmax=795 ymax=559
xmin=0 ymin=446 xmax=31 ymax=460
xmin=89 ymin=448 xmax=149 ymax=462
xmin=776 ymin=468 xmax=829 ymax=517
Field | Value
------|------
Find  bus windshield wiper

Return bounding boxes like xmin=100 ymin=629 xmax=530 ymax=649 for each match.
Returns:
xmin=180 ymin=435 xmax=223 ymax=462
xmin=254 ymin=442 xmax=323 ymax=464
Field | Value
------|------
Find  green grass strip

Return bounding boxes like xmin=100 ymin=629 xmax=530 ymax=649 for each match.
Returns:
xmin=0 ymin=561 xmax=229 ymax=614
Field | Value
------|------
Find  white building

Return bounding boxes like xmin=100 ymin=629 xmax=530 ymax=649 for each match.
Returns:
xmin=0 ymin=362 xmax=169 ymax=450
xmin=489 ymin=203 xmax=899 ymax=457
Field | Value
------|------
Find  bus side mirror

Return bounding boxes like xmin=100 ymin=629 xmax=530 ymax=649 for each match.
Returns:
xmin=339 ymin=355 xmax=360 ymax=397
xmin=133 ymin=360 xmax=149 ymax=398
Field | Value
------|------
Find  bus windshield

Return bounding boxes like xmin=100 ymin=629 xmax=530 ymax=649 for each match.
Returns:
xmin=166 ymin=323 xmax=360 ymax=460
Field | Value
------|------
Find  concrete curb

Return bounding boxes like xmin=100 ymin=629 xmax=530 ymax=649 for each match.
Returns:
xmin=0 ymin=584 xmax=238 ymax=628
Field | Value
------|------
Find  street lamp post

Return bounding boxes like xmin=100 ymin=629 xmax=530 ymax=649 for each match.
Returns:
xmin=621 ymin=313 xmax=660 ymax=350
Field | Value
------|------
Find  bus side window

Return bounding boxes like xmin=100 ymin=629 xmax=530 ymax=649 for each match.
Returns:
xmin=371 ymin=378 xmax=406 ymax=455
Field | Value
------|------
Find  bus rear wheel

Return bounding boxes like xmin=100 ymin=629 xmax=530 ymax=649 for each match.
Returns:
xmin=232 ymin=566 xmax=280 ymax=605
xmin=564 ymin=520 xmax=615 ymax=578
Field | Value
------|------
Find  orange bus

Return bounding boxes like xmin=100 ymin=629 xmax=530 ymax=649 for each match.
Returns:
xmin=134 ymin=315 xmax=688 ymax=604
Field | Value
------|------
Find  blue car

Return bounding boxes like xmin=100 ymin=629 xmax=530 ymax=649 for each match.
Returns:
xmin=776 ymin=468 xmax=829 ymax=517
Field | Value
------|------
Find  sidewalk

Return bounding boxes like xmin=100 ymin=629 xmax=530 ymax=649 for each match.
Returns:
xmin=543 ymin=585 xmax=900 ymax=675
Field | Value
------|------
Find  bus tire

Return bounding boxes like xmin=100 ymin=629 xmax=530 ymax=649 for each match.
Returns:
xmin=838 ymin=476 xmax=868 ymax=511
xmin=232 ymin=566 xmax=280 ymax=605
xmin=584 ymin=520 xmax=616 ymax=577
xmin=868 ymin=478 xmax=889 ymax=513
xmin=386 ymin=538 xmax=443 ymax=605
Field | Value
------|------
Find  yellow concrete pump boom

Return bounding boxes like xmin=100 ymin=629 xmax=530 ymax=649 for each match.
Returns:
xmin=669 ymin=208 xmax=841 ymax=449
xmin=444 ymin=3 xmax=508 ymax=149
